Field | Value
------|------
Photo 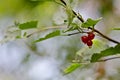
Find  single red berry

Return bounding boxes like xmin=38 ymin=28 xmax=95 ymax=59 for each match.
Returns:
xmin=87 ymin=40 xmax=93 ymax=46
xmin=88 ymin=32 xmax=95 ymax=40
xmin=81 ymin=36 xmax=88 ymax=44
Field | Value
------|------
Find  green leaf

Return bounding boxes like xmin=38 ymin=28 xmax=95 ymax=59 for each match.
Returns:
xmin=64 ymin=63 xmax=82 ymax=74
xmin=113 ymin=28 xmax=120 ymax=30
xmin=18 ymin=21 xmax=38 ymax=30
xmin=81 ymin=18 xmax=102 ymax=28
xmin=23 ymin=32 xmax=27 ymax=37
xmin=34 ymin=30 xmax=61 ymax=43
xmin=77 ymin=39 xmax=108 ymax=56
xmin=91 ymin=44 xmax=120 ymax=62
xmin=76 ymin=39 xmax=108 ymax=62
xmin=66 ymin=5 xmax=75 ymax=27
xmin=63 ymin=23 xmax=79 ymax=32
xmin=22 ymin=54 xmax=31 ymax=63
xmin=16 ymin=35 xmax=21 ymax=39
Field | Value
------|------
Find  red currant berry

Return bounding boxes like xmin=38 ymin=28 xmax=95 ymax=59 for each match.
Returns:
xmin=87 ymin=40 xmax=93 ymax=46
xmin=81 ymin=36 xmax=88 ymax=44
xmin=88 ymin=32 xmax=95 ymax=40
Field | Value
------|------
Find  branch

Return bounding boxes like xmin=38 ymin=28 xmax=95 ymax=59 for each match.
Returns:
xmin=98 ymin=56 xmax=120 ymax=62
xmin=72 ymin=10 xmax=84 ymax=23
xmin=67 ymin=32 xmax=80 ymax=36
xmin=89 ymin=27 xmax=120 ymax=44
xmin=27 ymin=25 xmax=66 ymax=37
xmin=66 ymin=31 xmax=89 ymax=36
xmin=60 ymin=0 xmax=120 ymax=44
xmin=27 ymin=0 xmax=120 ymax=44
xmin=60 ymin=0 xmax=66 ymax=6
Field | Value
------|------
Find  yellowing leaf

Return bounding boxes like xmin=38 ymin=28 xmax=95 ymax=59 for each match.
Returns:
xmin=64 ymin=63 xmax=82 ymax=74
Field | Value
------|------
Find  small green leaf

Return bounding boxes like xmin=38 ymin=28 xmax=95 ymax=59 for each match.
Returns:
xmin=64 ymin=63 xmax=82 ymax=75
xmin=22 ymin=54 xmax=31 ymax=63
xmin=91 ymin=44 xmax=120 ymax=62
xmin=63 ymin=23 xmax=79 ymax=32
xmin=18 ymin=21 xmax=38 ymax=30
xmin=23 ymin=32 xmax=27 ymax=37
xmin=81 ymin=18 xmax=102 ymax=28
xmin=113 ymin=28 xmax=120 ymax=30
xmin=16 ymin=36 xmax=21 ymax=39
xmin=66 ymin=5 xmax=75 ymax=27
xmin=34 ymin=30 xmax=61 ymax=43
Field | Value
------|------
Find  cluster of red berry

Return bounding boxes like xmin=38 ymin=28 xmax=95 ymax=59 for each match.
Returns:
xmin=81 ymin=32 xmax=95 ymax=47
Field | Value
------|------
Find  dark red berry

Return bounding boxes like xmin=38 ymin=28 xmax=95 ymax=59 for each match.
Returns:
xmin=81 ymin=36 xmax=88 ymax=44
xmin=87 ymin=40 xmax=93 ymax=46
xmin=88 ymin=32 xmax=95 ymax=40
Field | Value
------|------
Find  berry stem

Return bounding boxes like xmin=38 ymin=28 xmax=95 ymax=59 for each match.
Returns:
xmin=67 ymin=31 xmax=88 ymax=36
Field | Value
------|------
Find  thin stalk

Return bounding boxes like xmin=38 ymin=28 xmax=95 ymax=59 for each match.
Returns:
xmin=92 ymin=28 xmax=120 ymax=44
xmin=98 ymin=56 xmax=120 ymax=62
xmin=27 ymin=25 xmax=66 ymax=38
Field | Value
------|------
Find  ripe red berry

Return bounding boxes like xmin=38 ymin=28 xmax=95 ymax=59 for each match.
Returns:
xmin=88 ymin=32 xmax=95 ymax=40
xmin=87 ymin=40 xmax=93 ymax=46
xmin=81 ymin=36 xmax=88 ymax=44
